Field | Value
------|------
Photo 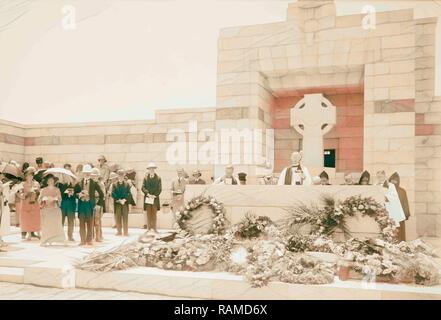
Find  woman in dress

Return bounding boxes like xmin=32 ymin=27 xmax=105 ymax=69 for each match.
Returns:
xmin=0 ymin=176 xmax=11 ymax=247
xmin=19 ymin=169 xmax=41 ymax=241
xmin=39 ymin=175 xmax=65 ymax=246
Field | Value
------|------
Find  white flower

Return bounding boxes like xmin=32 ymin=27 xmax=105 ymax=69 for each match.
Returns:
xmin=230 ymin=246 xmax=248 ymax=265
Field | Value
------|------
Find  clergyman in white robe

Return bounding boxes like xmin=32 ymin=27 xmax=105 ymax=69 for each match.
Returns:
xmin=277 ymin=165 xmax=312 ymax=186
xmin=277 ymin=151 xmax=312 ymax=186
xmin=384 ymin=183 xmax=406 ymax=225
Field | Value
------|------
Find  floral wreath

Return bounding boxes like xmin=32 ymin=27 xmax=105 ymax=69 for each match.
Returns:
xmin=285 ymin=194 xmax=398 ymax=242
xmin=175 ymin=195 xmax=227 ymax=235
xmin=337 ymin=195 xmax=398 ymax=242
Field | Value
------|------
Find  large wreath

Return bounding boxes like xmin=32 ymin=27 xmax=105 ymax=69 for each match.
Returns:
xmin=283 ymin=194 xmax=398 ymax=242
xmin=175 ymin=195 xmax=227 ymax=235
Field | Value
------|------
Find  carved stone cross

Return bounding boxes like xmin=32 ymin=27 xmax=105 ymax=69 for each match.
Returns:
xmin=290 ymin=93 xmax=336 ymax=168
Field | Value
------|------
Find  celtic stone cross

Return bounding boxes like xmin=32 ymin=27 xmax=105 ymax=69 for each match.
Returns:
xmin=290 ymin=93 xmax=336 ymax=168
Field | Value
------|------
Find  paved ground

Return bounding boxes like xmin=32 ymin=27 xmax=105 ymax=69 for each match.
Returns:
xmin=0 ymin=282 xmax=191 ymax=300
xmin=0 ymin=226 xmax=153 ymax=265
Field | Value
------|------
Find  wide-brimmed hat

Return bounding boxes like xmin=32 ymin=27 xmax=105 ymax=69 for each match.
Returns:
xmin=146 ymin=162 xmax=157 ymax=169
xmin=82 ymin=164 xmax=93 ymax=173
xmin=98 ymin=155 xmax=107 ymax=162
xmin=109 ymin=172 xmax=118 ymax=180
xmin=25 ymin=166 xmax=36 ymax=174
xmin=90 ymin=168 xmax=101 ymax=176
xmin=23 ymin=167 xmax=36 ymax=178
xmin=9 ymin=160 xmax=20 ymax=167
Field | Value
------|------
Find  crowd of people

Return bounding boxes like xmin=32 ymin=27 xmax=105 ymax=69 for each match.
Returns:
xmin=0 ymin=156 xmax=146 ymax=247
xmin=0 ymin=151 xmax=410 ymax=248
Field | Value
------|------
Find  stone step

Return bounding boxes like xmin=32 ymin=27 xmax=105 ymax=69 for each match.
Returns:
xmin=75 ymin=267 xmax=441 ymax=300
xmin=0 ymin=257 xmax=40 ymax=268
xmin=0 ymin=267 xmax=24 ymax=284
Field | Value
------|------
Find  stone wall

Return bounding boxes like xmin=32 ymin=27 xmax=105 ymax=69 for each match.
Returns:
xmin=0 ymin=120 xmax=25 ymax=163
xmin=414 ymin=17 xmax=441 ymax=238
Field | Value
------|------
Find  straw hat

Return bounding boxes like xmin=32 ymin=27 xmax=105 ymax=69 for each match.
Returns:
xmin=25 ymin=166 xmax=36 ymax=173
xmin=82 ymin=164 xmax=93 ymax=173
xmin=146 ymin=162 xmax=157 ymax=169
xmin=109 ymin=172 xmax=118 ymax=180
xmin=24 ymin=166 xmax=36 ymax=177
xmin=90 ymin=168 xmax=101 ymax=176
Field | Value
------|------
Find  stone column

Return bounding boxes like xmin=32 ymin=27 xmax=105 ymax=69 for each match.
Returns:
xmin=363 ymin=9 xmax=417 ymax=239
xmin=414 ymin=17 xmax=441 ymax=238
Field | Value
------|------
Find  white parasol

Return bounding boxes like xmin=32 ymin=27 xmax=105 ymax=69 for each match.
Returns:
xmin=43 ymin=168 xmax=77 ymax=184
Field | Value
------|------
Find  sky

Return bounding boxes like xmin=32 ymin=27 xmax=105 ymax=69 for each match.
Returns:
xmin=0 ymin=0 xmax=440 ymax=124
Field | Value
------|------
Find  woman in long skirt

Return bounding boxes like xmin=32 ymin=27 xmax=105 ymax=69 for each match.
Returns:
xmin=39 ymin=175 xmax=65 ymax=246
xmin=19 ymin=170 xmax=41 ymax=241
xmin=0 ymin=179 xmax=12 ymax=243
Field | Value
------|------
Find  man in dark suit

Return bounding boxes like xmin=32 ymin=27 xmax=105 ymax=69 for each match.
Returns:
xmin=58 ymin=181 xmax=76 ymax=241
xmin=74 ymin=164 xmax=104 ymax=246
xmin=34 ymin=157 xmax=46 ymax=183
xmin=142 ymin=162 xmax=162 ymax=233
xmin=112 ymin=170 xmax=131 ymax=236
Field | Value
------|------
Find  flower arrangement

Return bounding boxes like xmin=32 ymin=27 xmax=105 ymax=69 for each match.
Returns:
xmin=141 ymin=234 xmax=221 ymax=271
xmin=273 ymin=254 xmax=335 ymax=285
xmin=338 ymin=195 xmax=397 ymax=242
xmin=77 ymin=202 xmax=439 ymax=287
xmin=282 ymin=194 xmax=397 ymax=242
xmin=231 ymin=213 xmax=273 ymax=240
xmin=175 ymin=195 xmax=227 ymax=236
xmin=286 ymin=234 xmax=312 ymax=253
xmin=331 ymin=238 xmax=440 ymax=284
xmin=286 ymin=234 xmax=334 ymax=253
